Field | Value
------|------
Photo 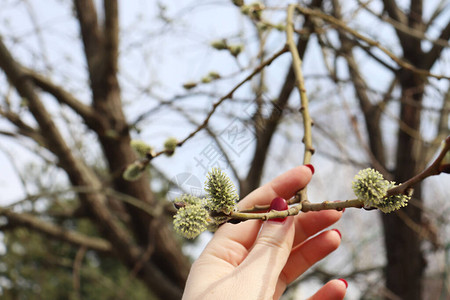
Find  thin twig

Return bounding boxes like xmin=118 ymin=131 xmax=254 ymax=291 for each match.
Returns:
xmin=150 ymin=45 xmax=289 ymax=159
xmin=72 ymin=246 xmax=87 ymax=300
xmin=387 ymin=135 xmax=450 ymax=196
xmin=286 ymin=4 xmax=315 ymax=207
xmin=286 ymin=4 xmax=315 ymax=164
xmin=295 ymin=5 xmax=450 ymax=80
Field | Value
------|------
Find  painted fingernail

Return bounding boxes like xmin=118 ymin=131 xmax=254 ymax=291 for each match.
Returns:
xmin=338 ymin=278 xmax=348 ymax=288
xmin=304 ymin=164 xmax=315 ymax=175
xmin=269 ymin=197 xmax=288 ymax=223
xmin=332 ymin=229 xmax=342 ymax=239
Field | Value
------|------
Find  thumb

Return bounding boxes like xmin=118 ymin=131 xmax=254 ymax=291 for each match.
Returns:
xmin=239 ymin=198 xmax=294 ymax=296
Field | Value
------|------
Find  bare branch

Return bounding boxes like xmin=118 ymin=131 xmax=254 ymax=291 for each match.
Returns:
xmin=0 ymin=37 xmax=87 ymax=172
xmin=422 ymin=20 xmax=450 ymax=70
xmin=25 ymin=69 xmax=97 ymax=126
xmin=0 ymin=206 xmax=112 ymax=252
xmin=149 ymin=46 xmax=289 ymax=160
xmin=73 ymin=0 xmax=104 ymax=83
xmin=296 ymin=5 xmax=449 ymax=80
xmin=381 ymin=0 xmax=408 ymax=24
xmin=357 ymin=0 xmax=449 ymax=49
xmin=382 ymin=0 xmax=417 ymax=51
xmin=243 ymin=0 xmax=323 ymax=197
xmin=103 ymin=0 xmax=119 ymax=79
xmin=331 ymin=0 xmax=387 ymax=172
xmin=0 ymin=106 xmax=45 ymax=145
xmin=286 ymin=5 xmax=314 ymax=164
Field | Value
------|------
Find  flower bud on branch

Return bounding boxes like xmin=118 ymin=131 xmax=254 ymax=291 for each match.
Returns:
xmin=352 ymin=168 xmax=410 ymax=213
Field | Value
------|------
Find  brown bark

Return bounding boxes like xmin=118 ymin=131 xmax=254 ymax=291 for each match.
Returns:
xmin=0 ymin=35 xmax=184 ymax=299
xmin=74 ymin=0 xmax=190 ymax=288
xmin=379 ymin=1 xmax=448 ymax=298
xmin=0 ymin=207 xmax=112 ymax=253
xmin=381 ymin=68 xmax=426 ymax=300
xmin=332 ymin=0 xmax=449 ymax=298
xmin=0 ymin=0 xmax=190 ymax=297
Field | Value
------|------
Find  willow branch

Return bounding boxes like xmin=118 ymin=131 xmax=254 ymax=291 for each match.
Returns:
xmin=174 ymin=104 xmax=240 ymax=183
xmin=285 ymin=4 xmax=315 ymax=208
xmin=387 ymin=135 xmax=450 ymax=196
xmin=226 ymin=135 xmax=450 ymax=221
xmin=287 ymin=4 xmax=315 ymax=164
xmin=147 ymin=46 xmax=288 ymax=160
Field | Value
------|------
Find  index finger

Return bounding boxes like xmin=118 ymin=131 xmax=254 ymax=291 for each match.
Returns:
xmin=237 ymin=165 xmax=313 ymax=211
xmin=202 ymin=166 xmax=312 ymax=267
xmin=207 ymin=165 xmax=313 ymax=253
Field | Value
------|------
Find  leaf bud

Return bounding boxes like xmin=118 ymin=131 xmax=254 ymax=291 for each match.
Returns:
xmin=123 ymin=161 xmax=147 ymax=181
xmin=130 ymin=140 xmax=153 ymax=158
xmin=163 ymin=137 xmax=178 ymax=156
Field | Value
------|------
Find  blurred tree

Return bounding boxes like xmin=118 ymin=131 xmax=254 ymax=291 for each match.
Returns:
xmin=0 ymin=0 xmax=448 ymax=299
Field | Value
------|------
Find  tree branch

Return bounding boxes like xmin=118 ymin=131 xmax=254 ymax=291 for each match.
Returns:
xmin=357 ymin=0 xmax=449 ymax=49
xmin=103 ymin=0 xmax=119 ymax=80
xmin=25 ymin=69 xmax=97 ymax=126
xmin=222 ymin=135 xmax=449 ymax=222
xmin=0 ymin=36 xmax=184 ymax=299
xmin=148 ymin=46 xmax=289 ymax=160
xmin=331 ymin=0 xmax=387 ymax=173
xmin=242 ymin=0 xmax=323 ymax=197
xmin=74 ymin=0 xmax=104 ymax=83
xmin=0 ymin=206 xmax=112 ymax=252
xmin=422 ymin=20 xmax=450 ymax=70
xmin=382 ymin=0 xmax=417 ymax=52
xmin=295 ymin=5 xmax=448 ymax=80
xmin=287 ymin=5 xmax=314 ymax=164
xmin=0 ymin=37 xmax=90 ymax=174
xmin=0 ymin=106 xmax=45 ymax=146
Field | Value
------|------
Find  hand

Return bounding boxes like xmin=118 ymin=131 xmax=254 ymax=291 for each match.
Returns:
xmin=182 ymin=165 xmax=347 ymax=299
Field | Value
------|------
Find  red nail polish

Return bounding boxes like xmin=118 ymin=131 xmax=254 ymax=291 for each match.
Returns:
xmin=269 ymin=197 xmax=288 ymax=223
xmin=332 ymin=229 xmax=342 ymax=239
xmin=338 ymin=278 xmax=348 ymax=288
xmin=304 ymin=164 xmax=315 ymax=175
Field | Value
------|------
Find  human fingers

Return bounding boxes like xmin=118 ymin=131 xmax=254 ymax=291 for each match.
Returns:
xmin=293 ymin=210 xmax=343 ymax=246
xmin=202 ymin=165 xmax=313 ymax=265
xmin=281 ymin=229 xmax=341 ymax=284
xmin=307 ymin=279 xmax=347 ymax=300
xmin=237 ymin=165 xmax=313 ymax=211
xmin=237 ymin=216 xmax=296 ymax=299
xmin=200 ymin=220 xmax=262 ymax=268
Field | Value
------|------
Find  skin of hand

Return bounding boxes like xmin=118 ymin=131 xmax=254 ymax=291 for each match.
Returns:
xmin=182 ymin=165 xmax=347 ymax=300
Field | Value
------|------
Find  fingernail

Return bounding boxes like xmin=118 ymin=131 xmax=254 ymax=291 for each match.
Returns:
xmin=332 ymin=229 xmax=342 ymax=239
xmin=338 ymin=278 xmax=348 ymax=288
xmin=268 ymin=197 xmax=288 ymax=223
xmin=304 ymin=164 xmax=315 ymax=175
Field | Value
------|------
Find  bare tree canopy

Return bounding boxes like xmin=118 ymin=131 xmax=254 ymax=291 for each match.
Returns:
xmin=0 ymin=0 xmax=448 ymax=299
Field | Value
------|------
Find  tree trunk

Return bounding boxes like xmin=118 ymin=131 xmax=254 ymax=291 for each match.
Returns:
xmin=381 ymin=69 xmax=426 ymax=299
